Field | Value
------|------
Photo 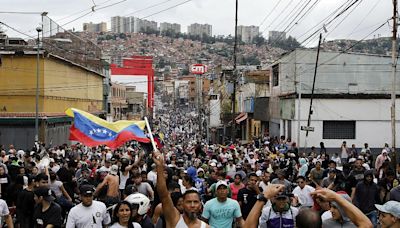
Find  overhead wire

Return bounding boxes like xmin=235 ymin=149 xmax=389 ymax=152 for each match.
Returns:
xmin=345 ymin=0 xmax=380 ymax=37
xmin=270 ymin=0 xmax=309 ymax=32
xmin=284 ymin=0 xmax=322 ymax=34
xmin=258 ymin=0 xmax=283 ymax=28
xmin=261 ymin=0 xmax=296 ymax=35
xmin=0 ymin=21 xmax=99 ymax=58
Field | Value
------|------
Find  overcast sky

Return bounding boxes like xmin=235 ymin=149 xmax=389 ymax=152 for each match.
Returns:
xmin=0 ymin=0 xmax=395 ymax=46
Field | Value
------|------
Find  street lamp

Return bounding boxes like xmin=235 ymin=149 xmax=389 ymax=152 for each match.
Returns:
xmin=35 ymin=26 xmax=42 ymax=142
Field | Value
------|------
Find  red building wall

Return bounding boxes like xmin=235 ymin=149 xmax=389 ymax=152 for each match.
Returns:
xmin=110 ymin=56 xmax=154 ymax=109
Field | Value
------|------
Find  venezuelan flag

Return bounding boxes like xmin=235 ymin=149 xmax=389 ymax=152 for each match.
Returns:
xmin=65 ymin=108 xmax=150 ymax=148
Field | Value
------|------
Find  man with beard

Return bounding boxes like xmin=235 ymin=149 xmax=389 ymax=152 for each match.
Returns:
xmin=153 ymin=150 xmax=209 ymax=228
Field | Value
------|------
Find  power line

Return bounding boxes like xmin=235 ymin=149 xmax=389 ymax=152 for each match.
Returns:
xmin=325 ymin=0 xmax=364 ymax=38
xmin=0 ymin=21 xmax=97 ymax=58
xmin=261 ymin=0 xmax=295 ymax=34
xmin=285 ymin=0 xmax=321 ymax=34
xmin=56 ymin=0 xmax=116 ymax=21
xmin=140 ymin=0 xmax=192 ymax=20
xmin=271 ymin=0 xmax=309 ymax=32
xmin=296 ymin=0 xmax=354 ymax=42
xmin=258 ymin=0 xmax=282 ymax=27
xmin=59 ymin=0 xmax=129 ymax=27
xmin=0 ymin=12 xmax=43 ymax=14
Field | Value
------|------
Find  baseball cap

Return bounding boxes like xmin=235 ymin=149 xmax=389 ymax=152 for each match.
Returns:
xmin=375 ymin=201 xmax=400 ymax=218
xmin=34 ymin=187 xmax=55 ymax=201
xmin=79 ymin=184 xmax=95 ymax=196
xmin=215 ymin=180 xmax=228 ymax=189
xmin=110 ymin=165 xmax=118 ymax=175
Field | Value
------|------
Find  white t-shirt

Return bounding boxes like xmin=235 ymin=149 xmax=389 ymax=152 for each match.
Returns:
xmin=0 ymin=199 xmax=9 ymax=226
xmin=66 ymin=201 xmax=111 ymax=228
xmin=119 ymin=171 xmax=130 ymax=190
xmin=147 ymin=170 xmax=157 ymax=187
xmin=292 ymin=185 xmax=315 ymax=207
xmin=49 ymin=180 xmax=63 ymax=198
xmin=110 ymin=222 xmax=142 ymax=228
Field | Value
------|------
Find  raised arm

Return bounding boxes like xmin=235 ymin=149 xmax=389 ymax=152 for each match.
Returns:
xmin=311 ymin=188 xmax=373 ymax=228
xmin=94 ymin=175 xmax=108 ymax=196
xmin=153 ymin=150 xmax=180 ymax=226
xmin=244 ymin=184 xmax=285 ymax=228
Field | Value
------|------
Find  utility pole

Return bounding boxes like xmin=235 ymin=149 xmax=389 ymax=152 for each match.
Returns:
xmin=391 ymin=0 xmax=397 ymax=165
xmin=295 ymin=51 xmax=301 ymax=147
xmin=304 ymin=33 xmax=322 ymax=152
xmin=35 ymin=26 xmax=42 ymax=143
xmin=231 ymin=0 xmax=238 ymax=142
xmin=197 ymin=74 xmax=203 ymax=140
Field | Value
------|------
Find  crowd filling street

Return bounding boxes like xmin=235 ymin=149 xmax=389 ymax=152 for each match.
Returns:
xmin=0 ymin=109 xmax=400 ymax=228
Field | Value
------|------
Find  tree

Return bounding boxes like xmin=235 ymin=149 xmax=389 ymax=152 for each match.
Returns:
xmin=253 ymin=35 xmax=266 ymax=46
xmin=268 ymin=35 xmax=301 ymax=50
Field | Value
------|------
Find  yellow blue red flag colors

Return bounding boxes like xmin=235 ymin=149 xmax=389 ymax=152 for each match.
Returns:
xmin=65 ymin=108 xmax=150 ymax=148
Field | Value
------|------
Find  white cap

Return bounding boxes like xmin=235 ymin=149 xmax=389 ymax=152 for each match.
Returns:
xmin=110 ymin=165 xmax=118 ymax=175
xmin=215 ymin=180 xmax=228 ymax=189
xmin=256 ymin=170 xmax=262 ymax=177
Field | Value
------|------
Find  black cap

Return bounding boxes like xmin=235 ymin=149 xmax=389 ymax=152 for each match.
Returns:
xmin=34 ymin=187 xmax=55 ymax=201
xmin=79 ymin=184 xmax=95 ymax=196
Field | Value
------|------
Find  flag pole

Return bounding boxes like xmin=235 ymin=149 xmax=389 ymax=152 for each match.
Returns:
xmin=144 ymin=117 xmax=157 ymax=152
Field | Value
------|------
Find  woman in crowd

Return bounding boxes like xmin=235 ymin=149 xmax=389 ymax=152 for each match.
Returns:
xmin=230 ymin=174 xmax=244 ymax=200
xmin=110 ymin=201 xmax=142 ymax=228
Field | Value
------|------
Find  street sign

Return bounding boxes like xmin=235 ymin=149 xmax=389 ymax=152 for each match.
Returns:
xmin=190 ymin=64 xmax=208 ymax=75
xmin=301 ymin=126 xmax=314 ymax=132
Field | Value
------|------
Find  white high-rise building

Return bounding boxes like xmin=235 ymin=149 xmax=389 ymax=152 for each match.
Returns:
xmin=160 ymin=22 xmax=181 ymax=34
xmin=133 ymin=18 xmax=158 ymax=33
xmin=112 ymin=16 xmax=157 ymax=33
xmin=237 ymin=25 xmax=259 ymax=43
xmin=187 ymin=23 xmax=212 ymax=37
xmin=111 ymin=16 xmax=125 ymax=33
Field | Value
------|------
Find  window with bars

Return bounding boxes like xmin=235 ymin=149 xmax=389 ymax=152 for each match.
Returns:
xmin=323 ymin=121 xmax=355 ymax=139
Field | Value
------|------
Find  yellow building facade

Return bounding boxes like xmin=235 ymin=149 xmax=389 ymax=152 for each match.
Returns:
xmin=0 ymin=51 xmax=105 ymax=148
xmin=0 ymin=52 xmax=104 ymax=114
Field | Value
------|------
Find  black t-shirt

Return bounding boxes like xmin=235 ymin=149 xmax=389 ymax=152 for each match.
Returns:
xmin=139 ymin=215 xmax=155 ymax=228
xmin=237 ymin=187 xmax=258 ymax=220
xmin=33 ymin=202 xmax=62 ymax=228
xmin=349 ymin=168 xmax=365 ymax=183
xmin=16 ymin=188 xmax=35 ymax=216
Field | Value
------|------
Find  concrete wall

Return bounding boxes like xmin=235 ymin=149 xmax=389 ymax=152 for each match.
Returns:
xmin=276 ymin=49 xmax=400 ymax=95
xmin=0 ymin=55 xmax=44 ymax=113
xmin=209 ymin=95 xmax=221 ymax=127
xmin=286 ymin=98 xmax=400 ymax=148
xmin=43 ymin=57 xmax=103 ymax=112
xmin=0 ymin=55 xmax=104 ymax=113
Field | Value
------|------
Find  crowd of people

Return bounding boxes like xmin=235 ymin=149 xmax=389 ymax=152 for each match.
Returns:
xmin=0 ymin=110 xmax=399 ymax=227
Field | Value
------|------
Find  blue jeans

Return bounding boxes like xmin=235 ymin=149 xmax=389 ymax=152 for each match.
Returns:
xmin=366 ymin=210 xmax=378 ymax=228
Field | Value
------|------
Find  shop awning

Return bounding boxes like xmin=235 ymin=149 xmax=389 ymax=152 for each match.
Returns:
xmin=236 ymin=113 xmax=248 ymax=124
